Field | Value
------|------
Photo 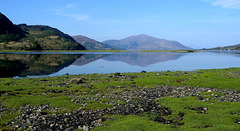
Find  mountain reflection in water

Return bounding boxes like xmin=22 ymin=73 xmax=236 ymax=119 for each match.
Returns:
xmin=103 ymin=52 xmax=184 ymax=67
xmin=1 ymin=51 xmax=239 ymax=78
xmin=0 ymin=52 xmax=184 ymax=77
xmin=0 ymin=54 xmax=81 ymax=77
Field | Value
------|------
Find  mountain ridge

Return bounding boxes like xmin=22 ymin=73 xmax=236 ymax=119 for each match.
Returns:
xmin=103 ymin=34 xmax=191 ymax=50
xmin=72 ymin=35 xmax=119 ymax=50
xmin=0 ymin=12 xmax=26 ymax=42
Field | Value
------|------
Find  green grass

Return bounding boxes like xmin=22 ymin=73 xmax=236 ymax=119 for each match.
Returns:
xmin=93 ymin=115 xmax=173 ymax=131
xmin=0 ymin=68 xmax=240 ymax=130
xmin=157 ymin=97 xmax=240 ymax=130
xmin=93 ymin=97 xmax=240 ymax=131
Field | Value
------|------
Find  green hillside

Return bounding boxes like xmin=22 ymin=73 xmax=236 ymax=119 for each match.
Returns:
xmin=0 ymin=12 xmax=84 ymax=50
xmin=0 ymin=12 xmax=26 ymax=42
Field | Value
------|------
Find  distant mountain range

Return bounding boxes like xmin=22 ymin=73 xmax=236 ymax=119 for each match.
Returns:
xmin=103 ymin=34 xmax=191 ymax=50
xmin=72 ymin=35 xmax=120 ymax=50
xmin=1 ymin=12 xmax=193 ymax=51
xmin=211 ymin=44 xmax=240 ymax=50
xmin=0 ymin=12 xmax=84 ymax=50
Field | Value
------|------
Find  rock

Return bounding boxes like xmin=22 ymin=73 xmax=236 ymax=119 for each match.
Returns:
xmin=112 ymin=73 xmax=122 ymax=78
xmin=69 ymin=77 xmax=85 ymax=84
xmin=82 ymin=125 xmax=89 ymax=131
xmin=96 ymin=119 xmax=102 ymax=123
xmin=207 ymin=90 xmax=212 ymax=92
xmin=65 ymin=127 xmax=74 ymax=131
xmin=198 ymin=96 xmax=204 ymax=100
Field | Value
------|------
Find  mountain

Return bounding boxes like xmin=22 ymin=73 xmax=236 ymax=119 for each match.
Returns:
xmin=103 ymin=34 xmax=191 ymax=50
xmin=72 ymin=35 xmax=113 ymax=50
xmin=0 ymin=12 xmax=84 ymax=50
xmin=211 ymin=44 xmax=240 ymax=50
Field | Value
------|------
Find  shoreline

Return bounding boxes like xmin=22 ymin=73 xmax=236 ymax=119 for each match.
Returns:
xmin=0 ymin=49 xmax=201 ymax=53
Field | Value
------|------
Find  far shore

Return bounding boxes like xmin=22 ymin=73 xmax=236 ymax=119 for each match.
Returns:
xmin=0 ymin=49 xmax=202 ymax=53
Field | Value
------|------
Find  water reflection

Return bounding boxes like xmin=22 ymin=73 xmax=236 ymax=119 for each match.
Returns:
xmin=0 ymin=54 xmax=81 ymax=77
xmin=72 ymin=54 xmax=109 ymax=66
xmin=103 ymin=52 xmax=184 ymax=67
xmin=207 ymin=50 xmax=240 ymax=57
xmin=0 ymin=51 xmax=240 ymax=78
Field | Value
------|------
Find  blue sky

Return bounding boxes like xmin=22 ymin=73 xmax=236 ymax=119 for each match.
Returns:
xmin=1 ymin=0 xmax=240 ymax=48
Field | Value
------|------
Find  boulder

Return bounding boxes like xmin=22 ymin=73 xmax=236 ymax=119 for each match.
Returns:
xmin=69 ymin=77 xmax=85 ymax=84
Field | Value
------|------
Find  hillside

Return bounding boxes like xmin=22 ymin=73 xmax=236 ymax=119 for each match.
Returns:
xmin=0 ymin=12 xmax=26 ymax=42
xmin=0 ymin=12 xmax=84 ymax=50
xmin=211 ymin=44 xmax=240 ymax=50
xmin=103 ymin=34 xmax=191 ymax=50
xmin=72 ymin=35 xmax=114 ymax=50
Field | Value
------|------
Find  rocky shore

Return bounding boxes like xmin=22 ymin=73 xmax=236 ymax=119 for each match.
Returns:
xmin=1 ymin=69 xmax=240 ymax=130
xmin=2 ymin=84 xmax=239 ymax=131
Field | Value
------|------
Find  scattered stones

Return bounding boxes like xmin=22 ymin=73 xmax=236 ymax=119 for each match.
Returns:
xmin=108 ymin=73 xmax=137 ymax=80
xmin=4 ymin=84 xmax=240 ymax=130
xmin=113 ymin=73 xmax=122 ymax=78
xmin=188 ymin=106 xmax=208 ymax=114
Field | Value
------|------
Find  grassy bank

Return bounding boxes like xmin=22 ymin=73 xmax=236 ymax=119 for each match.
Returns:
xmin=0 ymin=68 xmax=240 ymax=130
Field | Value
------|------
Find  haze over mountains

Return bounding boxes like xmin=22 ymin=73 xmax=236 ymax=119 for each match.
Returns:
xmin=103 ymin=34 xmax=191 ymax=50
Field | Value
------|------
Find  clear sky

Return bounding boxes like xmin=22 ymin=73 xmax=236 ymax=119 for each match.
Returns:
xmin=1 ymin=0 xmax=240 ymax=48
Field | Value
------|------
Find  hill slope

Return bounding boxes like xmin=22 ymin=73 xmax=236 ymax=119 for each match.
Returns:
xmin=103 ymin=34 xmax=191 ymax=50
xmin=211 ymin=44 xmax=240 ymax=50
xmin=0 ymin=12 xmax=26 ymax=42
xmin=72 ymin=35 xmax=114 ymax=50
xmin=0 ymin=12 xmax=84 ymax=50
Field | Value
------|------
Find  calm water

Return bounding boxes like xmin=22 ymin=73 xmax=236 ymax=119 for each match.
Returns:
xmin=0 ymin=50 xmax=240 ymax=78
